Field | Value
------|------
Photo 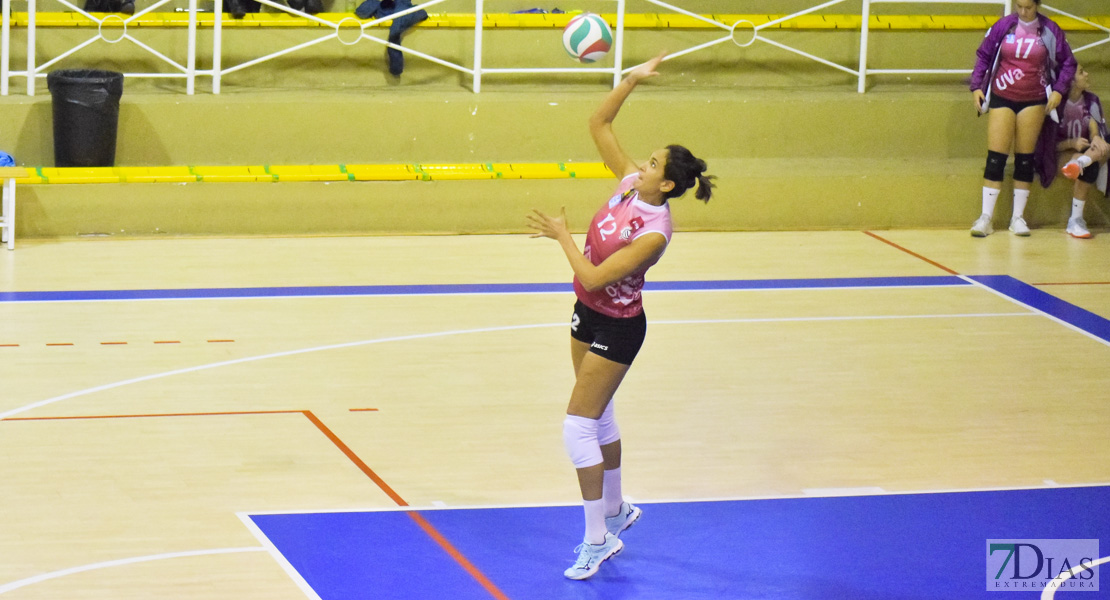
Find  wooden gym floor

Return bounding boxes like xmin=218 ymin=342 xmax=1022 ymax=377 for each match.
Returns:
xmin=1 ymin=229 xmax=1108 ymax=598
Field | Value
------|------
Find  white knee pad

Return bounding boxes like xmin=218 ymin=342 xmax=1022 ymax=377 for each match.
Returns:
xmin=596 ymin=401 xmax=621 ymax=446
xmin=563 ymin=415 xmax=603 ymax=468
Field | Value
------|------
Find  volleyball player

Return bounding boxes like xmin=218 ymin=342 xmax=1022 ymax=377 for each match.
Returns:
xmin=526 ymin=52 xmax=714 ymax=580
xmin=1056 ymin=65 xmax=1108 ymax=238
xmin=969 ymin=0 xmax=1075 ymax=237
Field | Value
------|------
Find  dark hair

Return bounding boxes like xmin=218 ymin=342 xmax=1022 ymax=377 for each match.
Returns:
xmin=663 ymin=145 xmax=715 ymax=203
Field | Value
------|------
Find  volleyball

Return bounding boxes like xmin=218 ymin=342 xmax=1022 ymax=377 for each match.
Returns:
xmin=562 ymin=13 xmax=613 ymax=63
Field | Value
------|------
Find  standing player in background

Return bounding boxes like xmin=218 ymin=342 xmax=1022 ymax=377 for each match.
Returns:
xmin=969 ymin=0 xmax=1075 ymax=237
xmin=1054 ymin=65 xmax=1108 ymax=238
xmin=527 ymin=52 xmax=714 ymax=580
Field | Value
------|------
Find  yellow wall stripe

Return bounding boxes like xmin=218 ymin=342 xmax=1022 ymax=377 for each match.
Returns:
xmin=14 ymin=163 xmax=616 ymax=184
xmin=10 ymin=12 xmax=1110 ymax=31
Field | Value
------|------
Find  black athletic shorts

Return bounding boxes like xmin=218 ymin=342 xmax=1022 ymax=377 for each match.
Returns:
xmin=988 ymin=93 xmax=1045 ymax=114
xmin=570 ymin=300 xmax=647 ymax=366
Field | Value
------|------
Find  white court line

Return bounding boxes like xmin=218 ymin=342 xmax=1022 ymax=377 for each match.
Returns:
xmin=959 ymin=275 xmax=1110 ymax=349
xmin=637 ymin=480 xmax=1110 ymax=505
xmin=0 ymin=547 xmax=266 ymax=595
xmin=653 ymin=312 xmax=1034 ymax=326
xmin=241 ymin=481 xmax=1110 ymax=516
xmin=0 ymin=312 xmax=1035 ymax=421
xmin=238 ymin=514 xmax=322 ymax=600
xmin=3 ymin=485 xmax=1095 ymax=594
xmin=650 ymin=284 xmax=972 ymax=293
xmin=0 ymin=322 xmax=560 ymax=420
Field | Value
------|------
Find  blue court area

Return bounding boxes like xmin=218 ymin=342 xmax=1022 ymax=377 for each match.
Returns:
xmin=249 ymin=486 xmax=1110 ymax=600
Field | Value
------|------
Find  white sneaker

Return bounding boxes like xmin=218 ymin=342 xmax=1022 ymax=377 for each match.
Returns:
xmin=970 ymin=214 xmax=993 ymax=237
xmin=1009 ymin=216 xmax=1030 ymax=236
xmin=564 ymin=533 xmax=623 ymax=580
xmin=605 ymin=502 xmax=642 ymax=537
xmin=1067 ymin=217 xmax=1092 ymax=239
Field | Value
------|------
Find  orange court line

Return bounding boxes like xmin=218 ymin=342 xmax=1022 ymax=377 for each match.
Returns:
xmin=100 ymin=342 xmax=128 ymax=345
xmin=349 ymin=408 xmax=380 ymax=412
xmin=297 ymin=411 xmax=512 ymax=599
xmin=1 ymin=407 xmax=511 ymax=599
xmin=297 ymin=412 xmax=511 ymax=599
xmin=1 ymin=409 xmax=403 ymax=502
xmin=300 ymin=410 xmax=408 ymax=506
xmin=407 ymin=511 xmax=513 ymax=600
xmin=46 ymin=343 xmax=74 ymax=346
xmin=862 ymin=231 xmax=960 ymax=275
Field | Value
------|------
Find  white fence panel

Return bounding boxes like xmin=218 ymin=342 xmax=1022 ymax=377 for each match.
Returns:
xmin=2 ymin=0 xmax=198 ymax=95
xmin=1 ymin=1 xmax=1105 ymax=95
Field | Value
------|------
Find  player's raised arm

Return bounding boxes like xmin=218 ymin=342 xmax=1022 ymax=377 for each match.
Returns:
xmin=588 ymin=52 xmax=666 ymax=179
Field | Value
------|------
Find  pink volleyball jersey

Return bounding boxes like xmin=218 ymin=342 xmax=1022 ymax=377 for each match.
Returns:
xmin=1060 ymin=98 xmax=1092 ymax=141
xmin=573 ymin=173 xmax=673 ymax=319
xmin=993 ymin=20 xmax=1049 ymax=102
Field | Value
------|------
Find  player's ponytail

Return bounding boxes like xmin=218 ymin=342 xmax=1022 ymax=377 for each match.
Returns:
xmin=664 ymin=144 xmax=715 ymax=203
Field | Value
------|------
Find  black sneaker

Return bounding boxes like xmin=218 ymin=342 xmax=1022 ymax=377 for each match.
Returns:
xmin=354 ymin=0 xmax=375 ymax=19
xmin=225 ymin=0 xmax=246 ymax=19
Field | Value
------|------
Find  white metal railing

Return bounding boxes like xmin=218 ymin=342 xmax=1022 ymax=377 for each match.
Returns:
xmin=653 ymin=0 xmax=863 ymax=79
xmin=2 ymin=0 xmax=198 ymax=95
xmin=474 ymin=0 xmax=626 ymax=91
xmin=211 ymin=0 xmax=474 ymax=92
xmin=858 ymin=0 xmax=1009 ymax=93
xmin=1040 ymin=3 xmax=1110 ymax=54
xmin=0 ymin=1 xmax=1106 ymax=95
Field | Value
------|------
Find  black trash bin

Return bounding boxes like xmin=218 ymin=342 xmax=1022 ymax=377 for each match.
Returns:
xmin=47 ymin=69 xmax=124 ymax=168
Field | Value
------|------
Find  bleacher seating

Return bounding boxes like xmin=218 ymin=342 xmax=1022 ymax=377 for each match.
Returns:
xmin=0 ymin=4 xmax=1106 ymax=237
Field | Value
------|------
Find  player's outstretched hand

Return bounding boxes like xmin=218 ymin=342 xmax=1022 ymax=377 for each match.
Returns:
xmin=527 ymin=207 xmax=570 ymax=241
xmin=627 ymin=51 xmax=666 ymax=84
